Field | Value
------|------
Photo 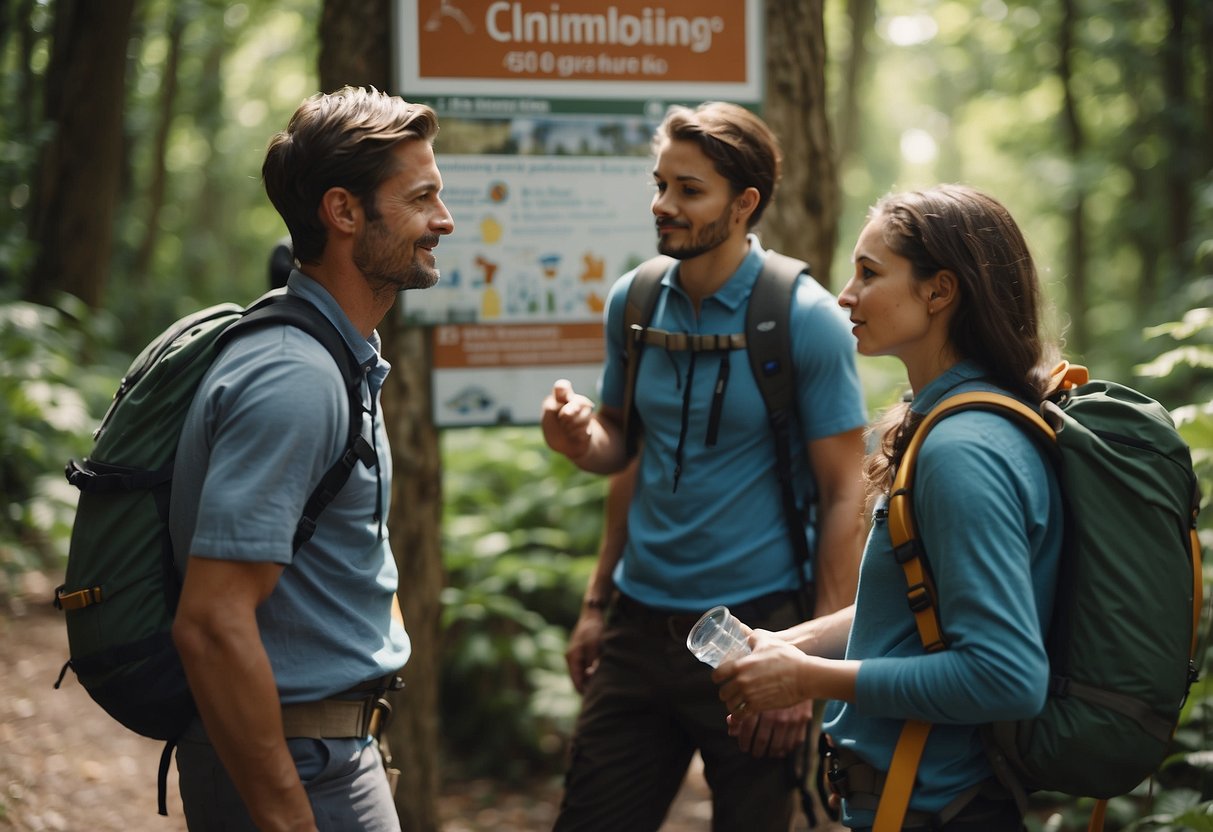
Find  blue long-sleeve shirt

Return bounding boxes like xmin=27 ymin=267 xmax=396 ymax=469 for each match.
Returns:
xmin=823 ymin=361 xmax=1062 ymax=824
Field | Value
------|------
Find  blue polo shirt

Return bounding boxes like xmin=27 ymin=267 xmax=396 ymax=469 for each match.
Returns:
xmin=169 ymin=271 xmax=410 ymax=703
xmin=822 ymin=361 xmax=1062 ymax=825
xmin=599 ymin=237 xmax=867 ymax=611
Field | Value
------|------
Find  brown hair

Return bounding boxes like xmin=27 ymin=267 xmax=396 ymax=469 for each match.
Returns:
xmin=262 ymin=86 xmax=439 ymax=264
xmin=864 ymin=184 xmax=1059 ymax=494
xmin=653 ymin=101 xmax=782 ymax=228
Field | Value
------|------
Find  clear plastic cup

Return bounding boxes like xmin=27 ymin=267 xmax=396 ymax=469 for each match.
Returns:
xmin=686 ymin=605 xmax=752 ymax=668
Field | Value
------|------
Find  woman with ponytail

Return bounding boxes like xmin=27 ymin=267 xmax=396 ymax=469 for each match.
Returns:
xmin=713 ymin=185 xmax=1063 ymax=831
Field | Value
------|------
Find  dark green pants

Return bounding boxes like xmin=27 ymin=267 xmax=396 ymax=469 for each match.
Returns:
xmin=554 ymin=592 xmax=805 ymax=832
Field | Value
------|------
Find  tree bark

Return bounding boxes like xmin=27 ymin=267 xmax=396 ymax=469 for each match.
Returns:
xmin=318 ymin=3 xmax=444 ymax=831
xmin=25 ymin=0 xmax=137 ymax=307
xmin=760 ymin=0 xmax=841 ymax=289
xmin=130 ymin=4 xmax=186 ymax=289
xmin=1058 ymin=0 xmax=1089 ymax=356
xmin=1161 ymin=0 xmax=1193 ymax=290
xmin=836 ymin=0 xmax=875 ymax=171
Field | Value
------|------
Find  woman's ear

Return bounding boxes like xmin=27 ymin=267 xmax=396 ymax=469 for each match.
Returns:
xmin=925 ymin=269 xmax=958 ymax=313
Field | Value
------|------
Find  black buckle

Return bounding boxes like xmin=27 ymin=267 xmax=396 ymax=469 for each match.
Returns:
xmin=906 ymin=583 xmax=933 ymax=613
xmin=893 ymin=539 xmax=921 ymax=565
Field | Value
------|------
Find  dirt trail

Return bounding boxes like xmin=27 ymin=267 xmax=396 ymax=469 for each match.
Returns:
xmin=1 ymin=571 xmax=824 ymax=831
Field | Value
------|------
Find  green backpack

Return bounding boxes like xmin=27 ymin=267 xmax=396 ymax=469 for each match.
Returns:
xmin=876 ymin=363 xmax=1204 ymax=831
xmin=53 ymin=290 xmax=373 ymax=814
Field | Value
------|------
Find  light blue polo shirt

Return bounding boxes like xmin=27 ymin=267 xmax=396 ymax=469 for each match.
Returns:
xmin=599 ymin=237 xmax=867 ymax=611
xmin=169 ymin=271 xmax=410 ymax=703
xmin=822 ymin=361 xmax=1062 ymax=825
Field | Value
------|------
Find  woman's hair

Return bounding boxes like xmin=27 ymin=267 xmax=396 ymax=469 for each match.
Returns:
xmin=653 ymin=101 xmax=782 ymax=228
xmin=262 ymin=86 xmax=439 ymax=264
xmin=865 ymin=184 xmax=1059 ymax=494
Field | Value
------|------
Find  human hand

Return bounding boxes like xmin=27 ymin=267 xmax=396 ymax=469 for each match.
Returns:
xmin=540 ymin=379 xmax=595 ymax=459
xmin=726 ymin=699 xmax=813 ymax=758
xmin=565 ymin=610 xmax=606 ymax=693
xmin=713 ymin=630 xmax=812 ymax=715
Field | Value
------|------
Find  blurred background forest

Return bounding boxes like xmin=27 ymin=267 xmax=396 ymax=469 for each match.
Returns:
xmin=2 ymin=0 xmax=1212 ymax=830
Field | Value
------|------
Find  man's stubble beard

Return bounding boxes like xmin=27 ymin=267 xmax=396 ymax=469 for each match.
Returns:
xmin=656 ymin=206 xmax=733 ymax=261
xmin=354 ymin=221 xmax=440 ymax=297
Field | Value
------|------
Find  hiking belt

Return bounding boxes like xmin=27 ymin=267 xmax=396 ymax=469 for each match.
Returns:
xmin=280 ymin=672 xmax=404 ymax=739
xmin=819 ymin=737 xmax=1013 ymax=829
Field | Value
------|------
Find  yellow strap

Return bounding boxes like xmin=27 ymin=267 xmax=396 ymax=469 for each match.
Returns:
xmin=1087 ymin=798 xmax=1107 ymax=832
xmin=55 ymin=585 xmax=103 ymax=610
xmin=880 ymin=389 xmax=1058 ymax=825
xmin=874 ymin=720 xmax=932 ymax=832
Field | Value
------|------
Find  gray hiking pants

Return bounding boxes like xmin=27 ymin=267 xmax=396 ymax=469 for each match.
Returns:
xmin=175 ymin=717 xmax=399 ymax=831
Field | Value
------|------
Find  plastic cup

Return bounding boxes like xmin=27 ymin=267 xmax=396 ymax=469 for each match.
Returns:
xmin=686 ymin=605 xmax=752 ymax=668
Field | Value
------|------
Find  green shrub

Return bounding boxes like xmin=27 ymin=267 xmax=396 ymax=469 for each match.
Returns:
xmin=0 ymin=295 xmax=120 ymax=584
xmin=438 ymin=426 xmax=603 ymax=779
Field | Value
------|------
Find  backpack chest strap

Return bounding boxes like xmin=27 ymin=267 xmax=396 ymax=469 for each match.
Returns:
xmin=630 ymin=325 xmax=746 ymax=352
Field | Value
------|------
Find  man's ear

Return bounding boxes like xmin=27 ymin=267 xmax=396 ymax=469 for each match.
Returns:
xmin=733 ymin=187 xmax=760 ymax=226
xmin=318 ymin=187 xmax=359 ymax=236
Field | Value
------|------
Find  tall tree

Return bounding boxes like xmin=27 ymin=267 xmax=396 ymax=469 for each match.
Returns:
xmin=1058 ymin=0 xmax=1089 ymax=356
xmin=1161 ymin=0 xmax=1196 ymax=293
xmin=836 ymin=0 xmax=875 ymax=172
xmin=317 ymin=3 xmax=444 ymax=830
xmin=25 ymin=0 xmax=137 ymax=307
xmin=761 ymin=0 xmax=840 ymax=287
xmin=129 ymin=1 xmax=186 ymax=290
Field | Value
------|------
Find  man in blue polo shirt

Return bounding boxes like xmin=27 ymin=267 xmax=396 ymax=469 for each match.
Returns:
xmin=541 ymin=101 xmax=867 ymax=831
xmin=169 ymin=87 xmax=454 ymax=831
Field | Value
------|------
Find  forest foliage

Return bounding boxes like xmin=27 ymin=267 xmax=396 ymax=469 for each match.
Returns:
xmin=2 ymin=0 xmax=1212 ymax=828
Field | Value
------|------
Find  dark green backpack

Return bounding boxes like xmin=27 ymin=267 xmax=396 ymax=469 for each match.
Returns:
xmin=53 ymin=290 xmax=373 ymax=813
xmin=877 ymin=364 xmax=1204 ymax=831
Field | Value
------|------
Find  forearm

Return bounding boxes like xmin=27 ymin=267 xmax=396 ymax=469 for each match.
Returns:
xmin=568 ymin=415 xmax=629 ymax=475
xmin=176 ymin=613 xmax=314 ymax=831
xmin=802 ymin=655 xmax=861 ymax=703
xmin=582 ymin=459 xmax=635 ymax=606
xmin=776 ymin=603 xmax=855 ymax=659
xmin=173 ymin=558 xmax=315 ymax=832
xmin=812 ymin=499 xmax=864 ymax=616
xmin=804 ymin=428 xmax=866 ymax=617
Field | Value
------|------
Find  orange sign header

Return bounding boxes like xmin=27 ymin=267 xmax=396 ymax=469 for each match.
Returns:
xmin=396 ymin=0 xmax=761 ymax=102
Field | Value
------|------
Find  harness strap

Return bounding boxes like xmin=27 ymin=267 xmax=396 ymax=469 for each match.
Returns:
xmin=873 ymin=720 xmax=932 ymax=831
xmin=630 ymin=325 xmax=746 ymax=352
xmin=824 ymin=738 xmax=1008 ymax=830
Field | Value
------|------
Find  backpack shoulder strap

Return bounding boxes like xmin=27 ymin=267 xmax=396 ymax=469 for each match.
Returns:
xmin=876 ymin=391 xmax=1056 ymax=832
xmin=744 ymin=252 xmax=812 ymax=613
xmin=220 ymin=293 xmax=376 ymax=551
xmin=622 ymin=256 xmax=675 ymax=457
xmin=744 ymin=251 xmax=808 ymax=418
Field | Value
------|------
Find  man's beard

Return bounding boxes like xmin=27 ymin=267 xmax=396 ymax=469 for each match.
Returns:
xmin=656 ymin=207 xmax=732 ymax=261
xmin=354 ymin=220 xmax=440 ymax=295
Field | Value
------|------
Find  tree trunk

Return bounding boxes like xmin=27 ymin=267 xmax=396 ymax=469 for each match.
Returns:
xmin=1058 ymin=0 xmax=1089 ymax=356
xmin=130 ymin=3 xmax=185 ymax=289
xmin=760 ymin=0 xmax=841 ymax=288
xmin=1161 ymin=0 xmax=1193 ymax=291
xmin=25 ymin=0 xmax=137 ymax=307
xmin=318 ymin=4 xmax=444 ymax=831
xmin=836 ymin=0 xmax=875 ymax=171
